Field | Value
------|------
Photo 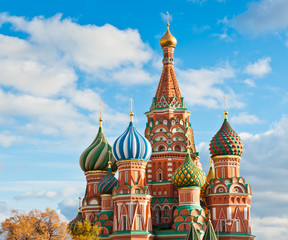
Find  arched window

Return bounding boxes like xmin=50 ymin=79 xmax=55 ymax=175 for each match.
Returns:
xmin=158 ymin=146 xmax=165 ymax=151
xmin=155 ymin=206 xmax=161 ymax=224
xmin=158 ymin=172 xmax=162 ymax=182
xmin=174 ymin=145 xmax=181 ymax=151
xmin=164 ymin=206 xmax=170 ymax=217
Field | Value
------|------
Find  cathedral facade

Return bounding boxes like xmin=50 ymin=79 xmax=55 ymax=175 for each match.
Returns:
xmin=69 ymin=22 xmax=255 ymax=240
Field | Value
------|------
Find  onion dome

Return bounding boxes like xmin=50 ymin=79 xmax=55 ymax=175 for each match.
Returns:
xmin=209 ymin=111 xmax=244 ymax=157
xmin=172 ymin=150 xmax=206 ymax=188
xmin=98 ymin=159 xmax=118 ymax=194
xmin=201 ymin=160 xmax=215 ymax=197
xmin=68 ymin=198 xmax=84 ymax=232
xmin=79 ymin=118 xmax=117 ymax=172
xmin=160 ymin=24 xmax=177 ymax=48
xmin=112 ymin=106 xmax=152 ymax=162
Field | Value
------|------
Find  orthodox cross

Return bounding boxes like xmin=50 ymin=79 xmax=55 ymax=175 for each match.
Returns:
xmin=223 ymin=95 xmax=228 ymax=119
xmin=167 ymin=11 xmax=170 ymax=26
xmin=129 ymin=98 xmax=134 ymax=122
xmin=99 ymin=102 xmax=103 ymax=126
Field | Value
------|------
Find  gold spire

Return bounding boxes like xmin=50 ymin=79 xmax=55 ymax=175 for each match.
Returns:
xmin=99 ymin=102 xmax=103 ymax=127
xmin=223 ymin=95 xmax=228 ymax=120
xmin=160 ymin=12 xmax=177 ymax=48
xmin=185 ymin=131 xmax=192 ymax=153
xmin=108 ymin=150 xmax=112 ymax=169
xmin=78 ymin=197 xmax=81 ymax=213
xmin=129 ymin=98 xmax=134 ymax=122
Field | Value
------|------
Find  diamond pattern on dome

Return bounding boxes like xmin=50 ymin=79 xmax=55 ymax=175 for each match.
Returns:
xmin=172 ymin=153 xmax=206 ymax=188
xmin=209 ymin=119 xmax=244 ymax=157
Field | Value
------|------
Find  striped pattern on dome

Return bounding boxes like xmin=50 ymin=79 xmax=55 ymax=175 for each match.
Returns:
xmin=172 ymin=153 xmax=206 ymax=188
xmin=112 ymin=122 xmax=152 ymax=162
xmin=68 ymin=212 xmax=84 ymax=231
xmin=98 ymin=167 xmax=118 ymax=194
xmin=80 ymin=126 xmax=117 ymax=172
xmin=209 ymin=119 xmax=244 ymax=157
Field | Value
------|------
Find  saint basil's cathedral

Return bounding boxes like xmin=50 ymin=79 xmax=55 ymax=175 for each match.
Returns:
xmin=69 ymin=21 xmax=256 ymax=240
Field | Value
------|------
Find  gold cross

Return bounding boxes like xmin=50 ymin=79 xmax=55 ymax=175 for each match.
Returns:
xmin=185 ymin=131 xmax=192 ymax=152
xmin=167 ymin=11 xmax=170 ymax=26
xmin=99 ymin=102 xmax=103 ymax=126
xmin=108 ymin=150 xmax=112 ymax=169
xmin=223 ymin=95 xmax=228 ymax=119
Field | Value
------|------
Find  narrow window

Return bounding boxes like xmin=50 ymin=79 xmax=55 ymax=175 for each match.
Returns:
xmin=94 ymin=184 xmax=97 ymax=194
xmin=125 ymin=171 xmax=128 ymax=184
xmin=123 ymin=216 xmax=127 ymax=230
xmin=222 ymin=167 xmax=225 ymax=178
xmin=135 ymin=171 xmax=138 ymax=183
xmin=222 ymin=221 xmax=226 ymax=232
xmin=135 ymin=215 xmax=141 ymax=230
xmin=105 ymin=200 xmax=107 ymax=208
xmin=184 ymin=193 xmax=186 ymax=202
xmin=236 ymin=220 xmax=240 ymax=232
xmin=231 ymin=167 xmax=235 ymax=177
xmin=158 ymin=172 xmax=162 ymax=182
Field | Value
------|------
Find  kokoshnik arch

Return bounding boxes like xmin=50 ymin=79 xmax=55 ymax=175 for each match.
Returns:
xmin=69 ymin=18 xmax=256 ymax=240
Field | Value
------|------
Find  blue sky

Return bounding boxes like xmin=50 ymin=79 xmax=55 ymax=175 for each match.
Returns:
xmin=0 ymin=0 xmax=288 ymax=239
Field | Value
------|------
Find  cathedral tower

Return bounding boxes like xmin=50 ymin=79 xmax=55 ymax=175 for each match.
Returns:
xmin=202 ymin=109 xmax=255 ymax=240
xmin=79 ymin=106 xmax=117 ymax=222
xmin=111 ymin=102 xmax=154 ymax=240
xmin=145 ymin=19 xmax=201 ymax=227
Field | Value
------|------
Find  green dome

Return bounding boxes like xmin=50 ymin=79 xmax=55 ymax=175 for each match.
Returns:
xmin=80 ymin=125 xmax=117 ymax=172
xmin=172 ymin=152 xmax=206 ymax=188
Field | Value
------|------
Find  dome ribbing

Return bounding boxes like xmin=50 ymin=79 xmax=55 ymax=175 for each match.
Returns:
xmin=209 ymin=118 xmax=244 ymax=157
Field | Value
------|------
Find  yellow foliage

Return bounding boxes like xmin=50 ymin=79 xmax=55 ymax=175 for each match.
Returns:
xmin=0 ymin=208 xmax=70 ymax=240
xmin=69 ymin=220 xmax=101 ymax=240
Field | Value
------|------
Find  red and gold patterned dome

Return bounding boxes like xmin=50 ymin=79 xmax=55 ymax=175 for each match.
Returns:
xmin=209 ymin=111 xmax=244 ymax=157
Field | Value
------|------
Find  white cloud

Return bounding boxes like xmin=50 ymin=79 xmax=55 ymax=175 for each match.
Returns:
xmin=178 ymin=64 xmax=244 ymax=108
xmin=231 ymin=112 xmax=262 ymax=125
xmin=192 ymin=24 xmax=210 ymax=34
xmin=244 ymin=57 xmax=271 ymax=78
xmin=0 ymin=13 xmax=153 ymax=74
xmin=0 ymin=132 xmax=17 ymax=147
xmin=252 ymin=216 xmax=288 ymax=240
xmin=244 ymin=78 xmax=256 ymax=87
xmin=232 ymin=0 xmax=288 ymax=35
xmin=15 ymin=190 xmax=58 ymax=200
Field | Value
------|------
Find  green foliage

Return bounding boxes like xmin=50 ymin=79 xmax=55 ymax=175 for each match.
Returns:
xmin=69 ymin=220 xmax=101 ymax=240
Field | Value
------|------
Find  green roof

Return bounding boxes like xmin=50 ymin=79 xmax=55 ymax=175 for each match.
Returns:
xmin=203 ymin=220 xmax=217 ymax=240
xmin=185 ymin=224 xmax=200 ymax=240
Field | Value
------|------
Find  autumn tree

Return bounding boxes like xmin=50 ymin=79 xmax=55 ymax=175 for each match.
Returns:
xmin=0 ymin=208 xmax=70 ymax=240
xmin=68 ymin=220 xmax=101 ymax=240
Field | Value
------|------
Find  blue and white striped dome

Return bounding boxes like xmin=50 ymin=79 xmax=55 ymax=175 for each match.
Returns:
xmin=112 ymin=122 xmax=152 ymax=162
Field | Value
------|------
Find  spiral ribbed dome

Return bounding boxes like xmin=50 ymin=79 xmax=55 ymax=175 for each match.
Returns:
xmin=209 ymin=118 xmax=244 ymax=157
xmin=68 ymin=211 xmax=83 ymax=231
xmin=98 ymin=163 xmax=118 ymax=194
xmin=112 ymin=122 xmax=152 ymax=162
xmin=80 ymin=125 xmax=117 ymax=172
xmin=172 ymin=152 xmax=206 ymax=188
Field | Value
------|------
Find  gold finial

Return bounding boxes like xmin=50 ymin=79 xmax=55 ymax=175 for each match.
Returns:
xmin=223 ymin=95 xmax=228 ymax=120
xmin=78 ymin=197 xmax=81 ymax=213
xmin=108 ymin=150 xmax=112 ymax=169
xmin=129 ymin=98 xmax=134 ymax=122
xmin=208 ymin=210 xmax=211 ymax=221
xmin=99 ymin=103 xmax=103 ymax=127
xmin=166 ymin=11 xmax=170 ymax=26
xmin=185 ymin=131 xmax=192 ymax=153
xmin=160 ymin=12 xmax=177 ymax=48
